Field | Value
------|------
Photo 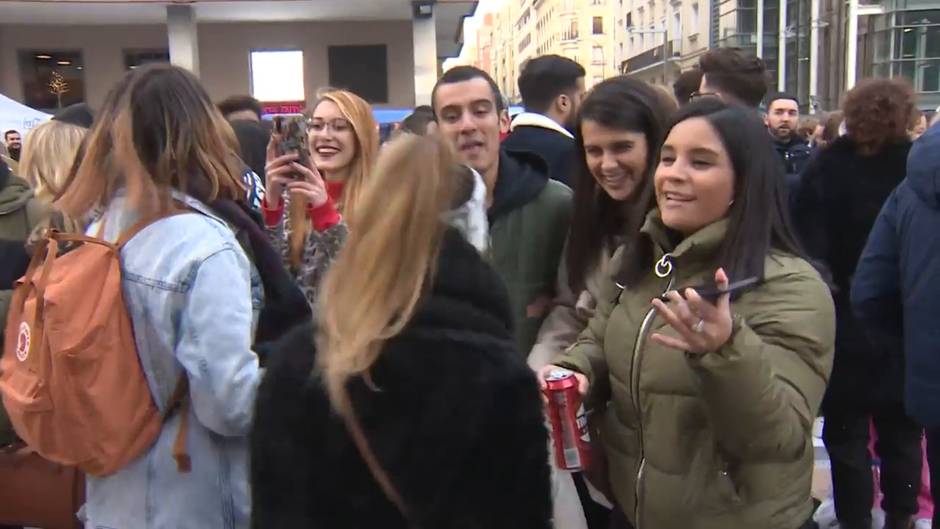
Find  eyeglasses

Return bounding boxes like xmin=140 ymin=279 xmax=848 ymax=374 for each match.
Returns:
xmin=689 ymin=91 xmax=722 ymax=102
xmin=307 ymin=118 xmax=352 ymax=134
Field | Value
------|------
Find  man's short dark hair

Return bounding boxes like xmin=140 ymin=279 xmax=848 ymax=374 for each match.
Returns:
xmin=4 ymin=130 xmax=19 ymax=141
xmin=673 ymin=68 xmax=703 ymax=105
xmin=765 ymin=92 xmax=800 ymax=109
xmin=432 ymin=66 xmax=505 ymax=113
xmin=217 ymin=95 xmax=263 ymax=120
xmin=401 ymin=105 xmax=436 ymax=135
xmin=699 ymin=48 xmax=768 ymax=107
xmin=517 ymin=55 xmax=585 ymax=114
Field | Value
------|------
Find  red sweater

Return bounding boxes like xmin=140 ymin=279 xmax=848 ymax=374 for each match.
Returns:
xmin=262 ymin=180 xmax=344 ymax=232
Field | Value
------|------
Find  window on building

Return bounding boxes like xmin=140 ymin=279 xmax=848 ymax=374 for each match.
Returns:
xmin=593 ymin=45 xmax=605 ymax=63
xmin=673 ymin=12 xmax=681 ymax=40
xmin=124 ymin=49 xmax=169 ymax=71
xmin=570 ymin=19 xmax=580 ymax=39
xmin=328 ymin=45 xmax=389 ymax=103
xmin=18 ymin=50 xmax=85 ymax=110
xmin=880 ymin=10 xmax=940 ymax=94
xmin=691 ymin=3 xmax=700 ymax=34
xmin=593 ymin=16 xmax=605 ymax=34
xmin=250 ymin=49 xmax=305 ymax=102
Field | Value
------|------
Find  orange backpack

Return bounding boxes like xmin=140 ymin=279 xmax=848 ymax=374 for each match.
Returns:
xmin=0 ymin=218 xmax=190 ymax=477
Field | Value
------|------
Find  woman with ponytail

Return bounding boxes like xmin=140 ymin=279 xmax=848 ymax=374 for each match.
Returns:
xmin=261 ymin=89 xmax=379 ymax=307
xmin=251 ymin=134 xmax=552 ymax=529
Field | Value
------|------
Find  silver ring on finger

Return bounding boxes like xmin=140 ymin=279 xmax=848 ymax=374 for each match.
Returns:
xmin=692 ymin=319 xmax=706 ymax=334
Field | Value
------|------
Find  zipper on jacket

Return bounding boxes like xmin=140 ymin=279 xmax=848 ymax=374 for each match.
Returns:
xmin=631 ymin=253 xmax=675 ymax=529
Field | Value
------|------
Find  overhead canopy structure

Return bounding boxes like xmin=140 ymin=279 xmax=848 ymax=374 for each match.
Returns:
xmin=0 ymin=0 xmax=477 ymax=60
xmin=0 ymin=93 xmax=51 ymax=136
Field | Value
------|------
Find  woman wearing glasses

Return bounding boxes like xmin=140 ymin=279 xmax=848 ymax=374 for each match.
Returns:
xmin=262 ymin=89 xmax=379 ymax=307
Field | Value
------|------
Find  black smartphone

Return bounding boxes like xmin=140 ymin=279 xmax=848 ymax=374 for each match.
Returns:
xmin=273 ymin=116 xmax=310 ymax=180
xmin=659 ymin=277 xmax=761 ymax=303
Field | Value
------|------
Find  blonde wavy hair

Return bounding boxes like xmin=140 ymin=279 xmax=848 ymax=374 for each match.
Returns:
xmin=287 ymin=89 xmax=379 ymax=268
xmin=317 ymin=134 xmax=462 ymax=412
xmin=56 ymin=64 xmax=244 ymax=218
xmin=20 ymin=120 xmax=87 ymax=202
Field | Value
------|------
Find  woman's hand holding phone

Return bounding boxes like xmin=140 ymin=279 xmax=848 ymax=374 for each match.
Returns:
xmin=264 ymin=137 xmax=328 ymax=208
xmin=650 ymin=268 xmax=736 ymax=356
xmin=284 ymin=162 xmax=328 ymax=208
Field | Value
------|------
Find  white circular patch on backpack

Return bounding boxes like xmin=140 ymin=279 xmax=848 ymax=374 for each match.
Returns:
xmin=15 ymin=322 xmax=30 ymax=362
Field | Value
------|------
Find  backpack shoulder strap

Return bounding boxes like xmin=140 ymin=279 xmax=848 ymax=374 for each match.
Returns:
xmin=339 ymin=389 xmax=412 ymax=523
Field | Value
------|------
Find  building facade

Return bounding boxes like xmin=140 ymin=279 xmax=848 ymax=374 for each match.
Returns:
xmin=615 ymin=0 xmax=710 ymax=86
xmin=461 ymin=0 xmax=937 ymax=113
xmin=862 ymin=0 xmax=940 ymax=110
xmin=475 ymin=0 xmax=618 ymax=104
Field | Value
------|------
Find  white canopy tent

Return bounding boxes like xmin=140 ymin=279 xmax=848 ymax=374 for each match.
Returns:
xmin=0 ymin=93 xmax=51 ymax=138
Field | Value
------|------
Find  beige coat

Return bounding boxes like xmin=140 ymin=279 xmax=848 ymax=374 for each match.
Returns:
xmin=528 ymin=246 xmax=617 ymax=529
xmin=528 ymin=246 xmax=616 ymax=371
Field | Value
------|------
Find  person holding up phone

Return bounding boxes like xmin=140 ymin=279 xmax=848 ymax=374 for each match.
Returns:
xmin=262 ymin=89 xmax=379 ymax=307
xmin=540 ymin=100 xmax=835 ymax=529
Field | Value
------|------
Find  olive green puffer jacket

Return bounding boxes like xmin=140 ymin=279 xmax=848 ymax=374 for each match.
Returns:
xmin=555 ymin=212 xmax=835 ymax=529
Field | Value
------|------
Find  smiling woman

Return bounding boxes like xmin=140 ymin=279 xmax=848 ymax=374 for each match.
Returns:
xmin=542 ymin=99 xmax=835 ymax=529
xmin=528 ymin=75 xmax=674 ymax=529
xmin=261 ymin=88 xmax=379 ymax=308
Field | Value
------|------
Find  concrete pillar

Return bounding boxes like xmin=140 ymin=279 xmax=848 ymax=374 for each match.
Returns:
xmin=756 ymin=0 xmax=765 ymax=57
xmin=167 ymin=5 xmax=199 ymax=76
xmin=846 ymin=0 xmax=858 ymax=89
xmin=778 ymin=0 xmax=787 ymax=91
xmin=413 ymin=12 xmax=438 ymax=107
xmin=809 ymin=0 xmax=820 ymax=112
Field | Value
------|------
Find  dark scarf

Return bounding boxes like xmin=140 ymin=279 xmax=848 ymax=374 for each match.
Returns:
xmin=209 ymin=199 xmax=312 ymax=350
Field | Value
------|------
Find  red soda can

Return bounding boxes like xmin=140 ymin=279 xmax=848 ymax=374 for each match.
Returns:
xmin=545 ymin=368 xmax=592 ymax=471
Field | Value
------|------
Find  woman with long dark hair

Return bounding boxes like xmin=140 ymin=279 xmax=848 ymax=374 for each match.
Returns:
xmin=541 ymin=100 xmax=835 ymax=529
xmin=795 ymin=78 xmax=922 ymax=529
xmin=528 ymin=76 xmax=674 ymax=529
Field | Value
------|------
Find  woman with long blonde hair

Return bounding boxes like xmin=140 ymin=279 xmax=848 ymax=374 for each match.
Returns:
xmin=262 ymin=88 xmax=379 ymax=307
xmin=251 ymin=134 xmax=551 ymax=529
xmin=55 ymin=64 xmax=261 ymax=529
xmin=19 ymin=117 xmax=88 ymax=237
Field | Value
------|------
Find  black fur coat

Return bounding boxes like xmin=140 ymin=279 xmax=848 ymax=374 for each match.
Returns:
xmin=250 ymin=229 xmax=552 ymax=529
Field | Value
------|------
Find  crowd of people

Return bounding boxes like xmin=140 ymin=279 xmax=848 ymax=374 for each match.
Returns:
xmin=0 ymin=45 xmax=938 ymax=529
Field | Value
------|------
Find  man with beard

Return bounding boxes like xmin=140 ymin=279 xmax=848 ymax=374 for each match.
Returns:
xmin=765 ymin=93 xmax=813 ymax=212
xmin=3 ymin=130 xmax=22 ymax=163
xmin=503 ymin=55 xmax=585 ymax=187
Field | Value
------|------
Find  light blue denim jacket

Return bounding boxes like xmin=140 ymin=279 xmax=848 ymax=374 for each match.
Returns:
xmin=81 ymin=192 xmax=262 ymax=529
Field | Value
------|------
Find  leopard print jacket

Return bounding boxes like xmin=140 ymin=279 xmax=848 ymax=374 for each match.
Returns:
xmin=265 ymin=203 xmax=347 ymax=310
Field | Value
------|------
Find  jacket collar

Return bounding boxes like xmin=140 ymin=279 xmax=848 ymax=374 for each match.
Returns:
xmin=92 ymin=188 xmax=229 ymax=233
xmin=510 ymin=112 xmax=575 ymax=139
xmin=640 ymin=209 xmax=729 ymax=263
xmin=488 ymin=149 xmax=549 ymax=222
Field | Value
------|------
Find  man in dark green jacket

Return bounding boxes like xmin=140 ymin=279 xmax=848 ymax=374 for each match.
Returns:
xmin=0 ymin=159 xmax=47 ymax=447
xmin=433 ymin=66 xmax=573 ymax=354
